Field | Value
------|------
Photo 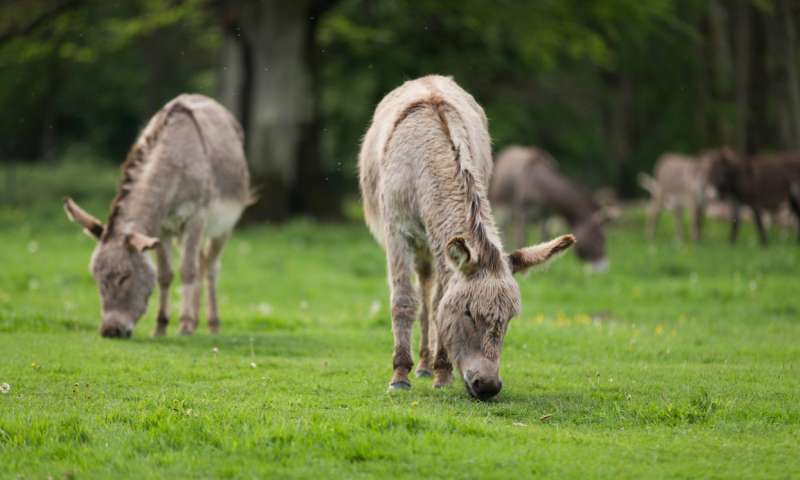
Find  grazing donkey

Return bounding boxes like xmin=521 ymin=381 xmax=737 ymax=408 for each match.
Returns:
xmin=64 ymin=94 xmax=251 ymax=338
xmin=359 ymin=76 xmax=575 ymax=400
xmin=638 ymin=152 xmax=713 ymax=243
xmin=491 ymin=145 xmax=612 ymax=272
xmin=705 ymin=148 xmax=800 ymax=245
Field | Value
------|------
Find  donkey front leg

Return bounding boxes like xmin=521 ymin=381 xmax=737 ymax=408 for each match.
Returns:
xmin=430 ymin=279 xmax=453 ymax=389
xmin=178 ymin=218 xmax=206 ymax=335
xmin=202 ymin=235 xmax=229 ymax=334
xmin=386 ymin=231 xmax=418 ymax=390
xmin=152 ymin=235 xmax=173 ymax=337
xmin=752 ymin=207 xmax=769 ymax=246
xmin=414 ymin=252 xmax=434 ymax=378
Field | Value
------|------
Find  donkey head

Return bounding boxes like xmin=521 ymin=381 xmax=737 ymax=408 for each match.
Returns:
xmin=573 ymin=205 xmax=619 ymax=273
xmin=573 ymin=217 xmax=606 ymax=269
xmin=64 ymin=198 xmax=159 ymax=338
xmin=439 ymin=234 xmax=575 ymax=400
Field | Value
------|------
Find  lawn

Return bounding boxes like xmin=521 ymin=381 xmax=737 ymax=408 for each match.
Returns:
xmin=1 ymin=161 xmax=799 ymax=478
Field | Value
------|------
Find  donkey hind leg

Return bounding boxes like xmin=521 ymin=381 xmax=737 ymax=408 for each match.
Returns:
xmin=152 ymin=235 xmax=174 ymax=337
xmin=202 ymin=234 xmax=229 ymax=334
xmin=430 ymin=280 xmax=453 ymax=388
xmin=386 ymin=230 xmax=419 ymax=390
xmin=414 ymin=251 xmax=434 ymax=378
xmin=789 ymin=185 xmax=800 ymax=243
xmin=178 ymin=216 xmax=207 ymax=336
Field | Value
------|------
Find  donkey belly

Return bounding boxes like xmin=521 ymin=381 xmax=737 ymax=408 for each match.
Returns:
xmin=206 ymin=199 xmax=245 ymax=238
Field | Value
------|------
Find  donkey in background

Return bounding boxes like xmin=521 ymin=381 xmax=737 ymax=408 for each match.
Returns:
xmin=705 ymin=148 xmax=800 ymax=245
xmin=64 ymin=94 xmax=251 ymax=338
xmin=490 ymin=145 xmax=613 ymax=273
xmin=638 ymin=152 xmax=713 ymax=243
xmin=359 ymin=76 xmax=574 ymax=400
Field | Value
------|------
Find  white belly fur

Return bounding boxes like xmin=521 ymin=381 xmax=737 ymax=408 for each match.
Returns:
xmin=206 ymin=199 xmax=245 ymax=238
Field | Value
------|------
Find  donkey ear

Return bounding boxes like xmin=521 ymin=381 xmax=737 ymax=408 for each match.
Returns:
xmin=126 ymin=232 xmax=159 ymax=252
xmin=63 ymin=197 xmax=104 ymax=239
xmin=446 ymin=236 xmax=477 ymax=275
xmin=508 ymin=234 xmax=575 ymax=274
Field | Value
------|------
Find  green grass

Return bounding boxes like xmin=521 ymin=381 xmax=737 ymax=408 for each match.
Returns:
xmin=1 ymin=161 xmax=799 ymax=478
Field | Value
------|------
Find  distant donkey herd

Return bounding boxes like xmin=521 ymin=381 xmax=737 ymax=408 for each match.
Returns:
xmin=62 ymin=76 xmax=800 ymax=400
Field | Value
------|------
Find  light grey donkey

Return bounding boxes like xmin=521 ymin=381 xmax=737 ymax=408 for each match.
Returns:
xmin=359 ymin=75 xmax=575 ymax=400
xmin=64 ymin=94 xmax=252 ymax=338
xmin=639 ymin=153 xmax=712 ymax=242
xmin=491 ymin=145 xmax=614 ymax=273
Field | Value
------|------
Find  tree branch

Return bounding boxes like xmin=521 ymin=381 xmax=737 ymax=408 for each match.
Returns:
xmin=0 ymin=0 xmax=82 ymax=44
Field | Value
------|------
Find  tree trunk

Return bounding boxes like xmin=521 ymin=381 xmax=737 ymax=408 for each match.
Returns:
xmin=606 ymin=71 xmax=634 ymax=195
xmin=217 ymin=0 xmax=339 ymax=221
xmin=734 ymin=0 xmax=751 ymax=155
xmin=782 ymin=0 xmax=800 ymax=149
xmin=746 ymin=6 xmax=768 ymax=154
xmin=707 ymin=0 xmax=736 ymax=146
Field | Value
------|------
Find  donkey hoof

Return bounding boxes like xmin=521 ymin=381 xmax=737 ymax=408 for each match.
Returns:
xmin=178 ymin=326 xmax=194 ymax=336
xmin=415 ymin=369 xmax=432 ymax=378
xmin=151 ymin=328 xmax=166 ymax=338
xmin=388 ymin=381 xmax=411 ymax=391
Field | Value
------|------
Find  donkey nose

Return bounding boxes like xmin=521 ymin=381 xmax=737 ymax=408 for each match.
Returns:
xmin=471 ymin=377 xmax=503 ymax=400
xmin=100 ymin=321 xmax=132 ymax=339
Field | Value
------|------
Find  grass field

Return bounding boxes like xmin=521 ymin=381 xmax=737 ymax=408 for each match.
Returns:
xmin=1 ymin=161 xmax=799 ymax=478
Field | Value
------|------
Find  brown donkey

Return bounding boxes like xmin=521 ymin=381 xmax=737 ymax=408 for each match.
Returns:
xmin=64 ymin=94 xmax=251 ymax=338
xmin=359 ymin=76 xmax=574 ymax=400
xmin=491 ymin=145 xmax=612 ymax=272
xmin=705 ymin=148 xmax=800 ymax=245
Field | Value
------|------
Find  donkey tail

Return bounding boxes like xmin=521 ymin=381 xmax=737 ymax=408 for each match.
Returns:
xmin=637 ymin=172 xmax=659 ymax=196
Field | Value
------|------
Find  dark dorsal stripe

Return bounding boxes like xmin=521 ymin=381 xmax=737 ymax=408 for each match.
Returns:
xmin=102 ymin=101 xmax=206 ymax=241
xmin=389 ymin=94 xmax=503 ymax=273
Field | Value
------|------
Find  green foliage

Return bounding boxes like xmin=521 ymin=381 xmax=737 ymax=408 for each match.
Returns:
xmin=1 ymin=161 xmax=799 ymax=477
xmin=317 ymin=0 xmax=712 ymax=190
xmin=0 ymin=0 xmax=218 ymax=159
xmin=0 ymin=0 xmax=793 ymax=196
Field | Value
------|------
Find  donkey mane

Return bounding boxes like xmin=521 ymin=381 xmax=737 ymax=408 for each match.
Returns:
xmin=389 ymin=95 xmax=503 ymax=272
xmin=103 ymin=102 xmax=206 ymax=241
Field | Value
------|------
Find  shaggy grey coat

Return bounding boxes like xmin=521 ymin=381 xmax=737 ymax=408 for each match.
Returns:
xmin=64 ymin=94 xmax=251 ymax=338
xmin=359 ymin=76 xmax=574 ymax=399
xmin=491 ymin=145 xmax=609 ymax=271
xmin=639 ymin=153 xmax=712 ymax=242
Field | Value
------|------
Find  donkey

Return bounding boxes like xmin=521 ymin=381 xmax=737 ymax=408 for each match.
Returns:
xmin=490 ymin=145 xmax=612 ymax=272
xmin=638 ymin=152 xmax=713 ymax=243
xmin=359 ymin=75 xmax=574 ymax=400
xmin=705 ymin=148 xmax=800 ymax=245
xmin=64 ymin=94 xmax=251 ymax=338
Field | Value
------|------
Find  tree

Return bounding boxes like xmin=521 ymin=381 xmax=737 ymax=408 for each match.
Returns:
xmin=217 ymin=0 xmax=340 ymax=221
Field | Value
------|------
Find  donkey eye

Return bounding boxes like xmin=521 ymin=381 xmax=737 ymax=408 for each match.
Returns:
xmin=117 ymin=274 xmax=130 ymax=286
xmin=465 ymin=311 xmax=477 ymax=327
